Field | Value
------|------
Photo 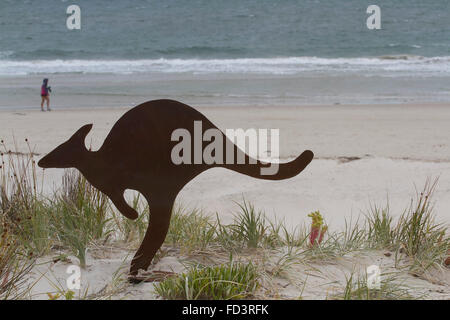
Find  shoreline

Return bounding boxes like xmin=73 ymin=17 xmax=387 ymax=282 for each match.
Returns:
xmin=2 ymin=100 xmax=450 ymax=111
xmin=2 ymin=72 xmax=450 ymax=109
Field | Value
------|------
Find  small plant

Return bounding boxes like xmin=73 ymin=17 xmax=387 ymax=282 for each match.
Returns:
xmin=154 ymin=261 xmax=259 ymax=300
xmin=308 ymin=211 xmax=327 ymax=246
xmin=298 ymin=217 xmax=366 ymax=262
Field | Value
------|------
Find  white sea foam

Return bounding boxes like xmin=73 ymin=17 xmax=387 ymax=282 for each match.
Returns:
xmin=0 ymin=56 xmax=449 ymax=76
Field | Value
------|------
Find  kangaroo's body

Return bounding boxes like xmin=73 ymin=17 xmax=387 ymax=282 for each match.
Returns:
xmin=38 ymin=99 xmax=313 ymax=278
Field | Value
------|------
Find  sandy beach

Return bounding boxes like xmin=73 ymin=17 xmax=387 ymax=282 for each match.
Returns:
xmin=1 ymin=102 xmax=450 ymax=228
xmin=2 ymin=101 xmax=449 ymax=299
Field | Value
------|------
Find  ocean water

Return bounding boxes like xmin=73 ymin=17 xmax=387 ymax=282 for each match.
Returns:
xmin=0 ymin=0 xmax=449 ymax=106
xmin=1 ymin=0 xmax=449 ymax=74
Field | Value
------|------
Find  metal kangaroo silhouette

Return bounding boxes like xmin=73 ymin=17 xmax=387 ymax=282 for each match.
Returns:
xmin=38 ymin=99 xmax=314 ymax=280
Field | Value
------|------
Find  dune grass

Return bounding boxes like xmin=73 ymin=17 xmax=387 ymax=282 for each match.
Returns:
xmin=166 ymin=205 xmax=217 ymax=253
xmin=229 ymin=200 xmax=269 ymax=248
xmin=0 ymin=225 xmax=35 ymax=299
xmin=159 ymin=185 xmax=448 ymax=276
xmin=227 ymin=200 xmax=283 ymax=249
xmin=0 ymin=141 xmax=50 ymax=255
xmin=1 ymin=142 xmax=114 ymax=270
xmin=365 ymin=179 xmax=449 ymax=273
xmin=49 ymin=170 xmax=113 ymax=268
xmin=164 ymin=200 xmax=284 ymax=254
xmin=154 ymin=261 xmax=259 ymax=300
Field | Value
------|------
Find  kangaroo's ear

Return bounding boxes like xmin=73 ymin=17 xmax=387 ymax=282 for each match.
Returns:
xmin=70 ymin=124 xmax=93 ymax=143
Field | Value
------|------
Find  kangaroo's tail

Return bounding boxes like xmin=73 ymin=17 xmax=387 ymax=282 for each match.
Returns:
xmin=219 ymin=150 xmax=314 ymax=181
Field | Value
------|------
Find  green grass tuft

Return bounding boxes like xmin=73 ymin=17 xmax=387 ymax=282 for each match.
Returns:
xmin=154 ymin=261 xmax=259 ymax=300
xmin=49 ymin=170 xmax=113 ymax=267
xmin=166 ymin=205 xmax=217 ymax=253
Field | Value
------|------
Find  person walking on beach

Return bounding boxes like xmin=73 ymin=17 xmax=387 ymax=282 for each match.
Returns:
xmin=40 ymin=78 xmax=52 ymax=111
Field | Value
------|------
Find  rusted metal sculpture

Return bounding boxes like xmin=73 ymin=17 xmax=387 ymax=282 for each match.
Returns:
xmin=38 ymin=99 xmax=313 ymax=280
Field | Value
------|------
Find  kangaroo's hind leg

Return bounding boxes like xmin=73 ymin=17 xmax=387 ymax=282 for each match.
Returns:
xmin=129 ymin=193 xmax=176 ymax=280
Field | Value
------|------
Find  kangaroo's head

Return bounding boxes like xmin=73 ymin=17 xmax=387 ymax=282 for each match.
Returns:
xmin=38 ymin=124 xmax=93 ymax=169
